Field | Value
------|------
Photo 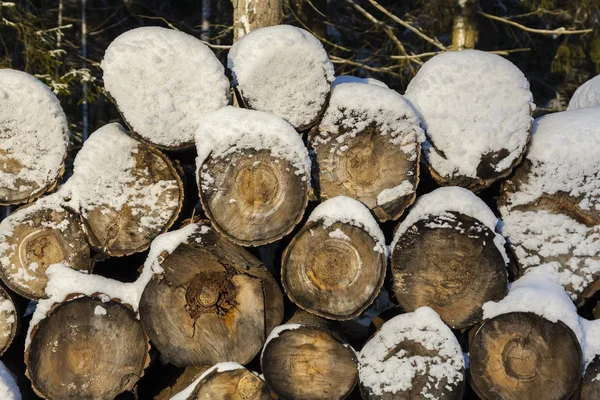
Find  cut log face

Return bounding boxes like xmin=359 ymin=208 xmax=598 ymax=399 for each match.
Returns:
xmin=155 ymin=366 xmax=210 ymax=400
xmin=469 ymin=312 xmax=582 ymax=400
xmin=185 ymin=364 xmax=275 ymax=400
xmin=261 ymin=324 xmax=358 ymax=399
xmin=309 ymin=81 xmax=423 ymax=222
xmin=26 ymin=295 xmax=150 ymax=400
xmin=391 ymin=212 xmax=507 ymax=328
xmin=70 ymin=123 xmax=183 ymax=257
xmin=0 ymin=196 xmax=91 ymax=300
xmin=358 ymin=308 xmax=465 ymax=400
xmin=139 ymin=224 xmax=284 ymax=366
xmin=0 ymin=285 xmax=18 ymax=356
xmin=0 ymin=69 xmax=69 ymax=206
xmin=582 ymin=356 xmax=600 ymax=400
xmin=282 ymin=220 xmax=386 ymax=320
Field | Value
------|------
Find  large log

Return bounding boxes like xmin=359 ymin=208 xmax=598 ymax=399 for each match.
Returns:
xmin=309 ymin=80 xmax=424 ymax=222
xmin=101 ymin=27 xmax=230 ymax=150
xmin=390 ymin=187 xmax=508 ymax=329
xmin=0 ymin=285 xmax=18 ymax=357
xmin=68 ymin=123 xmax=183 ymax=257
xmin=469 ymin=312 xmax=582 ymax=400
xmin=404 ymin=50 xmax=533 ymax=191
xmin=196 ymin=107 xmax=310 ymax=246
xmin=0 ymin=69 xmax=69 ymax=206
xmin=0 ymin=194 xmax=91 ymax=299
xmin=358 ymin=307 xmax=465 ymax=399
xmin=282 ymin=196 xmax=387 ymax=320
xmin=139 ymin=222 xmax=284 ymax=366
xmin=25 ymin=295 xmax=150 ymax=400
xmin=155 ymin=366 xmax=209 ymax=400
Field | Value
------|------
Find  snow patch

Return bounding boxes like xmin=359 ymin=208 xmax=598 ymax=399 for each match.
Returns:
xmin=568 ymin=75 xmax=600 ymax=111
xmin=0 ymin=361 xmax=20 ymax=400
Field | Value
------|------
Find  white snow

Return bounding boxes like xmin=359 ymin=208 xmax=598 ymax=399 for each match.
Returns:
xmin=195 ymin=106 xmax=311 ymax=191
xmin=405 ymin=50 xmax=534 ymax=180
xmin=358 ymin=307 xmax=464 ymax=397
xmin=170 ymin=362 xmax=245 ymax=400
xmin=377 ymin=181 xmax=415 ymax=206
xmin=0 ymin=361 xmax=20 ymax=400
xmin=228 ymin=25 xmax=334 ymax=128
xmin=568 ymin=75 xmax=600 ymax=111
xmin=332 ymin=75 xmax=389 ymax=88
xmin=329 ymin=228 xmax=350 ymax=241
xmin=0 ymin=69 xmax=68 ymax=198
xmin=308 ymin=196 xmax=386 ymax=254
xmin=391 ymin=187 xmax=508 ymax=263
xmin=101 ymin=27 xmax=230 ymax=148
xmin=94 ymin=305 xmax=107 ymax=316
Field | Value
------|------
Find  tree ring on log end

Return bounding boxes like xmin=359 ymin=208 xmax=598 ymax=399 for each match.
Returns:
xmin=308 ymin=239 xmax=361 ymax=290
xmin=234 ymin=161 xmax=282 ymax=210
xmin=501 ymin=337 xmax=540 ymax=382
xmin=185 ymin=271 xmax=237 ymax=318
xmin=343 ymin=142 xmax=381 ymax=185
xmin=187 ymin=364 xmax=274 ymax=400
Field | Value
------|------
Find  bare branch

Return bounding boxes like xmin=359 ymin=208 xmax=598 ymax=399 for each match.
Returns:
xmin=478 ymin=10 xmax=592 ymax=35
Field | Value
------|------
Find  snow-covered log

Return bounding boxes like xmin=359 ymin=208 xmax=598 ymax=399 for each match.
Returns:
xmin=228 ymin=25 xmax=334 ymax=130
xmin=139 ymin=223 xmax=283 ymax=366
xmin=196 ymin=107 xmax=310 ymax=246
xmin=25 ymin=294 xmax=150 ymax=400
xmin=281 ymin=196 xmax=387 ymax=320
xmin=0 ymin=70 xmax=69 ymax=206
xmin=499 ymin=107 xmax=600 ymax=305
xmin=0 ymin=285 xmax=18 ymax=357
xmin=68 ymin=123 xmax=183 ymax=257
xmin=0 ymin=194 xmax=91 ymax=299
xmin=309 ymin=79 xmax=424 ymax=222
xmin=405 ymin=50 xmax=534 ymax=191
xmin=390 ymin=187 xmax=508 ymax=329
xmin=568 ymin=74 xmax=600 ymax=111
xmin=582 ymin=356 xmax=600 ymax=400
xmin=101 ymin=27 xmax=230 ymax=150
xmin=358 ymin=307 xmax=465 ymax=399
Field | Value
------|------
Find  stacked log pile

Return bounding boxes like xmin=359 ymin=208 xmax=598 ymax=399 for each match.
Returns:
xmin=1 ymin=22 xmax=600 ymax=400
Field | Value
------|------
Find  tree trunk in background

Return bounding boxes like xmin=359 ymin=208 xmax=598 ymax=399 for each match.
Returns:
xmin=232 ymin=0 xmax=283 ymax=41
xmin=453 ymin=0 xmax=477 ymax=50
xmin=290 ymin=0 xmax=327 ymax=39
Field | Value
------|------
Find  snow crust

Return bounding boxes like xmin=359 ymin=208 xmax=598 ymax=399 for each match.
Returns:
xmin=568 ymin=75 xmax=600 ymax=111
xmin=228 ymin=25 xmax=334 ymax=128
xmin=170 ymin=362 xmax=245 ymax=400
xmin=0 ymin=361 xmax=20 ymax=400
xmin=405 ymin=50 xmax=534 ymax=180
xmin=332 ymin=75 xmax=388 ymax=88
xmin=0 ymin=69 xmax=68 ymax=197
xmin=102 ymin=27 xmax=230 ymax=148
xmin=358 ymin=307 xmax=464 ymax=397
xmin=391 ymin=187 xmax=508 ymax=263
xmin=308 ymin=196 xmax=386 ymax=253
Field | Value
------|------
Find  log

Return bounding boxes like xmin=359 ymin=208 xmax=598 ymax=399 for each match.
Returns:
xmin=358 ymin=307 xmax=466 ymax=400
xmin=309 ymin=80 xmax=423 ymax=222
xmin=139 ymin=222 xmax=284 ymax=366
xmin=469 ymin=312 xmax=582 ymax=400
xmin=0 ymin=194 xmax=91 ymax=300
xmin=568 ymin=74 xmax=600 ymax=110
xmin=390 ymin=188 xmax=508 ymax=329
xmin=404 ymin=50 xmax=533 ymax=191
xmin=0 ymin=69 xmax=69 ymax=206
xmin=228 ymin=25 xmax=334 ymax=130
xmin=25 ymin=295 xmax=151 ymax=400
xmin=499 ymin=108 xmax=600 ymax=305
xmin=261 ymin=322 xmax=358 ymax=399
xmin=69 ymin=123 xmax=183 ymax=257
xmin=155 ymin=366 xmax=209 ymax=400
xmin=232 ymin=0 xmax=282 ymax=41
xmin=101 ymin=27 xmax=230 ymax=150
xmin=281 ymin=196 xmax=387 ymax=320
xmin=582 ymin=355 xmax=600 ymax=400
xmin=0 ymin=285 xmax=17 ymax=357
xmin=196 ymin=107 xmax=310 ymax=246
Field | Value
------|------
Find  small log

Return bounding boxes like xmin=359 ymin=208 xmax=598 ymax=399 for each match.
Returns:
xmin=358 ymin=307 xmax=465 ymax=400
xmin=0 ymin=195 xmax=91 ymax=299
xmin=582 ymin=356 xmax=600 ymax=400
xmin=25 ymin=295 xmax=151 ymax=400
xmin=282 ymin=197 xmax=387 ymax=320
xmin=139 ymin=223 xmax=284 ymax=366
xmin=261 ymin=323 xmax=358 ymax=399
xmin=0 ymin=285 xmax=18 ymax=356
xmin=469 ymin=312 xmax=582 ymax=400
xmin=155 ymin=366 xmax=209 ymax=400
xmin=0 ymin=69 xmax=69 ymax=205
xmin=309 ymin=81 xmax=423 ymax=222
xmin=70 ymin=123 xmax=183 ymax=257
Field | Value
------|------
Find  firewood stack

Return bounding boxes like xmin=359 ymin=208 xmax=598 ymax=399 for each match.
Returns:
xmin=1 ymin=23 xmax=600 ymax=400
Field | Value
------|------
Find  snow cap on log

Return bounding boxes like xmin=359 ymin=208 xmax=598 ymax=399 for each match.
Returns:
xmin=228 ymin=25 xmax=334 ymax=129
xmin=405 ymin=50 xmax=534 ymax=190
xmin=358 ymin=307 xmax=465 ymax=399
xmin=332 ymin=75 xmax=389 ymax=88
xmin=0 ymin=361 xmax=20 ymax=400
xmin=568 ymin=74 xmax=600 ymax=110
xmin=0 ymin=69 xmax=68 ymax=205
xmin=101 ymin=26 xmax=230 ymax=149
xmin=0 ymin=286 xmax=17 ymax=357
xmin=499 ymin=106 xmax=600 ymax=304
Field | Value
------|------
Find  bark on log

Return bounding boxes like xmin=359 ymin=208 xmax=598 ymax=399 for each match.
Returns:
xmin=0 ymin=285 xmax=18 ymax=357
xmin=155 ymin=366 xmax=209 ymax=400
xmin=261 ymin=323 xmax=358 ymax=399
xmin=139 ymin=223 xmax=284 ymax=366
xmin=0 ymin=197 xmax=91 ymax=300
xmin=469 ymin=312 xmax=582 ymax=400
xmin=582 ymin=356 xmax=600 ymax=400
xmin=25 ymin=295 xmax=151 ymax=400
xmin=391 ymin=212 xmax=508 ymax=329
xmin=232 ymin=0 xmax=282 ymax=41
xmin=282 ymin=219 xmax=387 ymax=320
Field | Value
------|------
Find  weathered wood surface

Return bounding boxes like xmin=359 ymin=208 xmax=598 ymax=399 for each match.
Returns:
xmin=183 ymin=364 xmax=275 ymax=400
xmin=0 ymin=285 xmax=18 ymax=357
